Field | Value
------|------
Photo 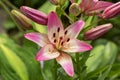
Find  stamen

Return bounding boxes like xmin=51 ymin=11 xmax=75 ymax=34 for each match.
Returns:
xmin=61 ymin=41 xmax=64 ymax=45
xmin=54 ymin=39 xmax=57 ymax=43
xmin=57 ymin=27 xmax=60 ymax=32
xmin=60 ymin=36 xmax=63 ymax=40
xmin=53 ymin=33 xmax=56 ymax=37
xmin=65 ymin=30 xmax=68 ymax=35
xmin=67 ymin=38 xmax=70 ymax=42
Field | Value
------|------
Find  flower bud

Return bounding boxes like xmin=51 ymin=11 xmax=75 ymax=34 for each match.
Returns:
xmin=70 ymin=0 xmax=75 ymax=3
xmin=102 ymin=2 xmax=120 ymax=19
xmin=69 ymin=3 xmax=80 ymax=16
xmin=11 ymin=10 xmax=33 ymax=29
xmin=49 ymin=0 xmax=59 ymax=5
xmin=84 ymin=23 xmax=112 ymax=40
xmin=49 ymin=0 xmax=66 ymax=6
xmin=20 ymin=6 xmax=48 ymax=25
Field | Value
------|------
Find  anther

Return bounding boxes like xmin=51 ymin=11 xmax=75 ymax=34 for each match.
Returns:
xmin=53 ymin=33 xmax=56 ymax=37
xmin=67 ymin=38 xmax=70 ymax=42
xmin=60 ymin=36 xmax=63 ymax=40
xmin=65 ymin=30 xmax=68 ymax=35
xmin=57 ymin=27 xmax=60 ymax=32
xmin=61 ymin=41 xmax=64 ymax=45
xmin=54 ymin=39 xmax=57 ymax=43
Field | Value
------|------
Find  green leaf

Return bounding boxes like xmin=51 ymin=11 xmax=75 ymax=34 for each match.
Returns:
xmin=86 ymin=45 xmax=105 ymax=72
xmin=85 ymin=65 xmax=109 ymax=79
xmin=107 ymin=64 xmax=120 ymax=79
xmin=38 ymin=1 xmax=56 ymax=14
xmin=84 ymin=16 xmax=94 ymax=28
xmin=0 ymin=34 xmax=44 ymax=80
xmin=33 ymin=23 xmax=47 ymax=33
xmin=86 ymin=39 xmax=118 ymax=79
xmin=0 ymin=44 xmax=29 ymax=80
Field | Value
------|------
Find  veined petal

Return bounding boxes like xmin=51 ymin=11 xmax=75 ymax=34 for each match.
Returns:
xmin=56 ymin=53 xmax=74 ymax=77
xmin=64 ymin=20 xmax=85 ymax=39
xmin=20 ymin=6 xmax=48 ymax=25
xmin=36 ymin=44 xmax=60 ymax=61
xmin=84 ymin=23 xmax=112 ymax=40
xmin=102 ymin=2 xmax=120 ymax=19
xmin=62 ymin=39 xmax=92 ymax=52
xmin=24 ymin=32 xmax=50 ymax=47
xmin=80 ymin=0 xmax=98 ymax=11
xmin=47 ymin=11 xmax=64 ymax=44
xmin=103 ymin=2 xmax=120 ymax=14
xmin=89 ymin=1 xmax=113 ymax=12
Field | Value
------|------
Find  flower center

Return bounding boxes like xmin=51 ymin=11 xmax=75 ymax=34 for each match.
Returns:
xmin=52 ymin=28 xmax=70 ymax=50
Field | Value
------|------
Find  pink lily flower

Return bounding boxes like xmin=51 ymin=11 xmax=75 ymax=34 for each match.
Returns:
xmin=24 ymin=12 xmax=92 ymax=77
xmin=79 ymin=0 xmax=113 ymax=15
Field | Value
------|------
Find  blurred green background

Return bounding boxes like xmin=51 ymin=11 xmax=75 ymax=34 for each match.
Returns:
xmin=0 ymin=0 xmax=120 ymax=80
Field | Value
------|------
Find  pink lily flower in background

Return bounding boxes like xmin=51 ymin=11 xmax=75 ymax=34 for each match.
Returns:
xmin=102 ymin=1 xmax=120 ymax=19
xmin=84 ymin=23 xmax=112 ymax=40
xmin=79 ymin=0 xmax=113 ymax=15
xmin=20 ymin=6 xmax=48 ymax=25
xmin=24 ymin=12 xmax=92 ymax=76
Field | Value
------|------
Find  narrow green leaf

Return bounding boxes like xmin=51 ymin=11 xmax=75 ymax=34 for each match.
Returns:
xmin=0 ymin=44 xmax=29 ymax=80
xmin=84 ymin=16 xmax=94 ymax=28
xmin=107 ymin=64 xmax=120 ymax=80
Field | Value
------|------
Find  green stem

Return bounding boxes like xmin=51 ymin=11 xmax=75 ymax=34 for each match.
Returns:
xmin=53 ymin=60 xmax=57 ymax=80
xmin=63 ymin=11 xmax=74 ymax=23
xmin=2 ymin=0 xmax=19 ymax=10
xmin=76 ymin=53 xmax=83 ymax=80
xmin=80 ymin=14 xmax=84 ymax=20
xmin=0 ymin=0 xmax=24 ymax=32
xmin=82 ymin=19 xmax=102 ymax=32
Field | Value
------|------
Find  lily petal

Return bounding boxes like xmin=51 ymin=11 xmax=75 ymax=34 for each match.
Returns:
xmin=64 ymin=20 xmax=85 ymax=38
xmin=80 ymin=0 xmax=98 ymax=11
xmin=47 ymin=11 xmax=64 ymax=44
xmin=62 ymin=39 xmax=92 ymax=52
xmin=56 ymin=53 xmax=74 ymax=77
xmin=36 ymin=44 xmax=60 ymax=61
xmin=89 ymin=1 xmax=113 ymax=13
xmin=24 ymin=32 xmax=50 ymax=47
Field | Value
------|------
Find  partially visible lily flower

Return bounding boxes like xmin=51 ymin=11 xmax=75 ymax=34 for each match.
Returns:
xmin=24 ymin=12 xmax=92 ymax=76
xmin=20 ymin=6 xmax=48 ymax=25
xmin=11 ymin=10 xmax=33 ymax=29
xmin=102 ymin=1 xmax=120 ymax=19
xmin=79 ymin=0 xmax=113 ymax=15
xmin=84 ymin=23 xmax=112 ymax=40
